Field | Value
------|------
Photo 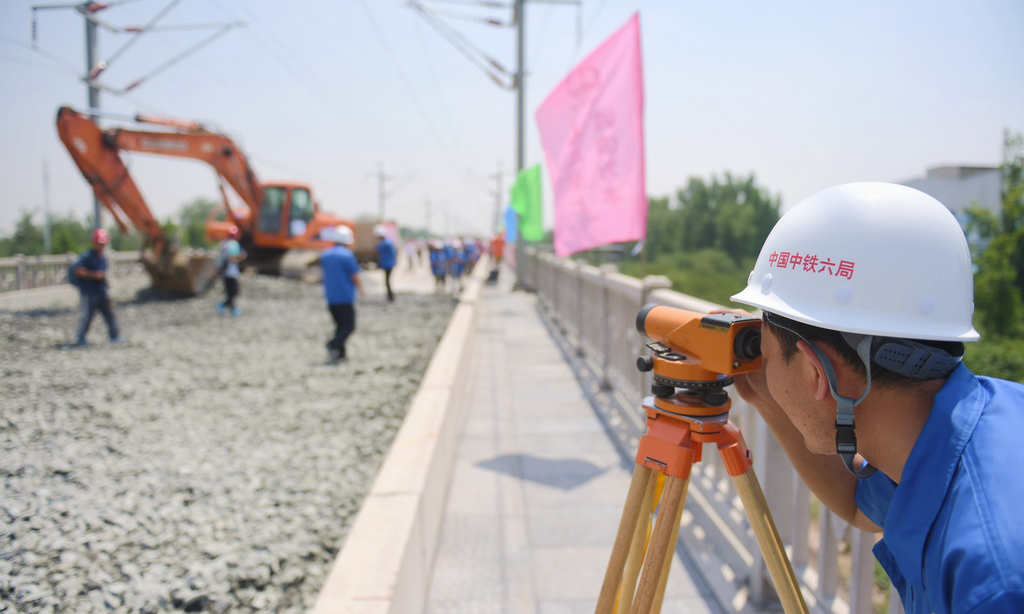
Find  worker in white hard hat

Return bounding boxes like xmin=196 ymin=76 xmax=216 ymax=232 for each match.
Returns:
xmin=320 ymin=224 xmax=364 ymax=363
xmin=729 ymin=183 xmax=1024 ymax=614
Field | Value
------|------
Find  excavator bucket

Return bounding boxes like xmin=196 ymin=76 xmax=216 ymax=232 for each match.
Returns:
xmin=140 ymin=249 xmax=218 ymax=297
xmin=279 ymin=249 xmax=324 ymax=284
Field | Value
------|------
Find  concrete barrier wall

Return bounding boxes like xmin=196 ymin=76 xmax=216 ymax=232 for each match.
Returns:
xmin=310 ymin=263 xmax=487 ymax=614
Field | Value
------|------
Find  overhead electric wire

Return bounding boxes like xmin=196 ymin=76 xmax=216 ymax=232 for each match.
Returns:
xmin=219 ymin=0 xmax=367 ymax=137
xmin=417 ymin=6 xmax=508 ymax=26
xmin=355 ymin=0 xmax=463 ymax=169
xmin=419 ymin=0 xmax=511 ymax=8
xmin=411 ymin=14 xmax=465 ymax=160
xmin=1 ymin=34 xmax=83 ymax=76
xmin=118 ymin=25 xmax=233 ymax=92
xmin=0 ymin=52 xmax=78 ymax=77
xmin=103 ymin=0 xmax=184 ymax=69
xmin=410 ymin=1 xmax=512 ymax=88
xmin=582 ymin=0 xmax=610 ymax=43
xmin=529 ymin=3 xmax=553 ymax=71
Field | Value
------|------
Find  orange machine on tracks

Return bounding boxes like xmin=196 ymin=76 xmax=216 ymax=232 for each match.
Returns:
xmin=56 ymin=106 xmax=353 ymax=295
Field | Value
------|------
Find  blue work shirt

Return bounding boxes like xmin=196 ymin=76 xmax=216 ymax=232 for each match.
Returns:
xmin=376 ymin=238 xmax=397 ymax=270
xmin=75 ymin=249 xmax=109 ymax=296
xmin=320 ymin=245 xmax=360 ymax=305
xmin=429 ymin=249 xmax=446 ymax=277
xmin=855 ymin=364 xmax=1024 ymax=614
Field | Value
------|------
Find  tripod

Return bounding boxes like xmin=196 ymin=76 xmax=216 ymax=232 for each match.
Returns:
xmin=594 ymin=384 xmax=810 ymax=614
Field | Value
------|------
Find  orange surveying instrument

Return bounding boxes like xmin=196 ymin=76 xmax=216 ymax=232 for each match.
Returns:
xmin=594 ymin=305 xmax=810 ymax=614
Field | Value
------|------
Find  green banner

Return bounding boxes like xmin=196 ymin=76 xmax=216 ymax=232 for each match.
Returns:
xmin=510 ymin=164 xmax=544 ymax=242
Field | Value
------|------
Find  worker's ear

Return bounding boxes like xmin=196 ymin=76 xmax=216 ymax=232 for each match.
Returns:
xmin=795 ymin=340 xmax=831 ymax=402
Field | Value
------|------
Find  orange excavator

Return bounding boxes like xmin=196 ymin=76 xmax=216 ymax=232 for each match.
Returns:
xmin=56 ymin=106 xmax=353 ymax=296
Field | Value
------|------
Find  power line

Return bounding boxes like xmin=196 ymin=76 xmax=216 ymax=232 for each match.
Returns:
xmin=412 ymin=15 xmax=465 ymax=160
xmin=355 ymin=0 xmax=463 ymax=169
xmin=409 ymin=1 xmax=513 ymax=88
xmin=0 ymin=34 xmax=81 ymax=75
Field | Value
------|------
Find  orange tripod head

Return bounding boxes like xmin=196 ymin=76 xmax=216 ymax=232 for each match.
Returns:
xmin=636 ymin=305 xmax=762 ymax=409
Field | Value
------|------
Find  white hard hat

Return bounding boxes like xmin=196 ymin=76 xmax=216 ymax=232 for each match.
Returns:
xmin=731 ymin=182 xmax=979 ymax=342
xmin=328 ymin=224 xmax=354 ymax=245
xmin=374 ymin=224 xmax=387 ymax=237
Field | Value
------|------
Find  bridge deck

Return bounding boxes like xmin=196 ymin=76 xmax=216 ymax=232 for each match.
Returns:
xmin=424 ymin=264 xmax=721 ymax=613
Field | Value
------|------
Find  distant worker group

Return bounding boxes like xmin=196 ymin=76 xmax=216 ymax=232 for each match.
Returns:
xmin=67 ymin=221 xmax=498 ymax=366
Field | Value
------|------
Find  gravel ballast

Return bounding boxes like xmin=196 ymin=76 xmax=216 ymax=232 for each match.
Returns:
xmin=0 ymin=273 xmax=456 ymax=613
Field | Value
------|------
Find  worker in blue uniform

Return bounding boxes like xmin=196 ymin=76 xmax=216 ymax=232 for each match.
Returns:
xmin=320 ymin=225 xmax=363 ymax=363
xmin=374 ymin=224 xmax=397 ymax=302
xmin=729 ymin=183 xmax=1024 ymax=614
xmin=72 ymin=228 xmax=123 ymax=346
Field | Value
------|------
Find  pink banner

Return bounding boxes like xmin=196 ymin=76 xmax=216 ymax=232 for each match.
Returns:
xmin=535 ymin=13 xmax=646 ymax=257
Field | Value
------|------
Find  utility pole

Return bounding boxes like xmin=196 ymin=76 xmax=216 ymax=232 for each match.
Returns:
xmin=376 ymin=162 xmax=391 ymax=221
xmin=425 ymin=198 xmax=432 ymax=235
xmin=491 ymin=161 xmax=504 ymax=234
xmin=410 ymin=0 xmax=579 ymax=282
xmin=514 ymin=0 xmax=526 ymax=174
xmin=33 ymin=1 xmax=105 ymax=228
xmin=84 ymin=3 xmax=101 ymax=230
xmin=31 ymin=1 xmax=240 ymax=231
xmin=511 ymin=0 xmax=579 ymax=286
xmin=512 ymin=0 xmax=527 ymax=283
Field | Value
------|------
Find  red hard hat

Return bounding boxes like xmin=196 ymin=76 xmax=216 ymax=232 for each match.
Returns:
xmin=228 ymin=225 xmax=242 ymax=239
xmin=91 ymin=228 xmax=110 ymax=245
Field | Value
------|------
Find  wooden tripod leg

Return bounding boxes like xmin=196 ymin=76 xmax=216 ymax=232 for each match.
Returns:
xmin=595 ymin=464 xmax=656 ymax=614
xmin=731 ymin=470 xmax=810 ymax=614
xmin=630 ymin=474 xmax=687 ymax=614
xmin=650 ymin=476 xmax=689 ymax=614
xmin=616 ymin=474 xmax=660 ymax=614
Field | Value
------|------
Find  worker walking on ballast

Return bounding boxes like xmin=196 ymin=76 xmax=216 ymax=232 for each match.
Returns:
xmin=216 ymin=225 xmax=247 ymax=316
xmin=71 ymin=228 xmax=123 ymax=346
xmin=374 ymin=224 xmax=397 ymax=302
xmin=320 ymin=225 xmax=364 ymax=364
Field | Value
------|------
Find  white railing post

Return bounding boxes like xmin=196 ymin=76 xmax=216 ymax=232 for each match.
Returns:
xmin=639 ymin=275 xmax=671 ymax=397
xmin=849 ymin=529 xmax=877 ymax=614
xmin=817 ymin=511 xmax=842 ymax=607
xmin=16 ymin=254 xmax=26 ymax=291
xmin=599 ymin=264 xmax=617 ymax=390
xmin=751 ymin=415 xmax=798 ymax=607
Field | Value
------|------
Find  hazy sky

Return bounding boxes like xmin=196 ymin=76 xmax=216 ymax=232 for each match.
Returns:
xmin=1 ymin=0 xmax=1022 ymax=238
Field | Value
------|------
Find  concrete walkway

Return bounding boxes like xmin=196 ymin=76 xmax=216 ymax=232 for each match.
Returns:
xmin=426 ymin=266 xmax=722 ymax=614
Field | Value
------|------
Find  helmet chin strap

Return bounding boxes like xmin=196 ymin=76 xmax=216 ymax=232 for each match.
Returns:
xmin=801 ymin=334 xmax=878 ymax=478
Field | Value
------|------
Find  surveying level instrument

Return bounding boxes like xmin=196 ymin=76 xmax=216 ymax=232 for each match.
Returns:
xmin=595 ymin=305 xmax=809 ymax=614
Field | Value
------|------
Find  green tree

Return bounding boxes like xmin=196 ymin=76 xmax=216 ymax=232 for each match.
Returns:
xmin=620 ymin=172 xmax=780 ymax=306
xmin=108 ymin=225 xmax=141 ymax=251
xmin=50 ymin=214 xmax=91 ymax=254
xmin=672 ymin=172 xmax=781 ymax=264
xmin=178 ymin=198 xmax=218 ymax=248
xmin=5 ymin=213 xmax=45 ymax=256
xmin=966 ymin=131 xmax=1024 ymax=338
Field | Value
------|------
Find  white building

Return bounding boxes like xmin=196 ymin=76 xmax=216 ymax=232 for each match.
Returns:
xmin=900 ymin=165 xmax=1002 ymax=226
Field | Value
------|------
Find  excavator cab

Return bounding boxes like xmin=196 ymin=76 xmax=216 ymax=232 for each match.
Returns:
xmin=256 ymin=184 xmax=315 ymax=239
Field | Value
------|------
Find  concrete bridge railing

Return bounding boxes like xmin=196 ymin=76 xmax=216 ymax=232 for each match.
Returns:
xmin=0 ymin=251 xmax=144 ymax=293
xmin=522 ymin=247 xmax=902 ymax=614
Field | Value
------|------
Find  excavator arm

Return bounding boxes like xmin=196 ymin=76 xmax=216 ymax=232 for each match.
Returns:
xmin=55 ymin=106 xmax=250 ymax=295
xmin=56 ymin=106 xmax=261 ymax=240
xmin=56 ymin=106 xmax=353 ymax=292
xmin=56 ymin=107 xmax=170 ymax=254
